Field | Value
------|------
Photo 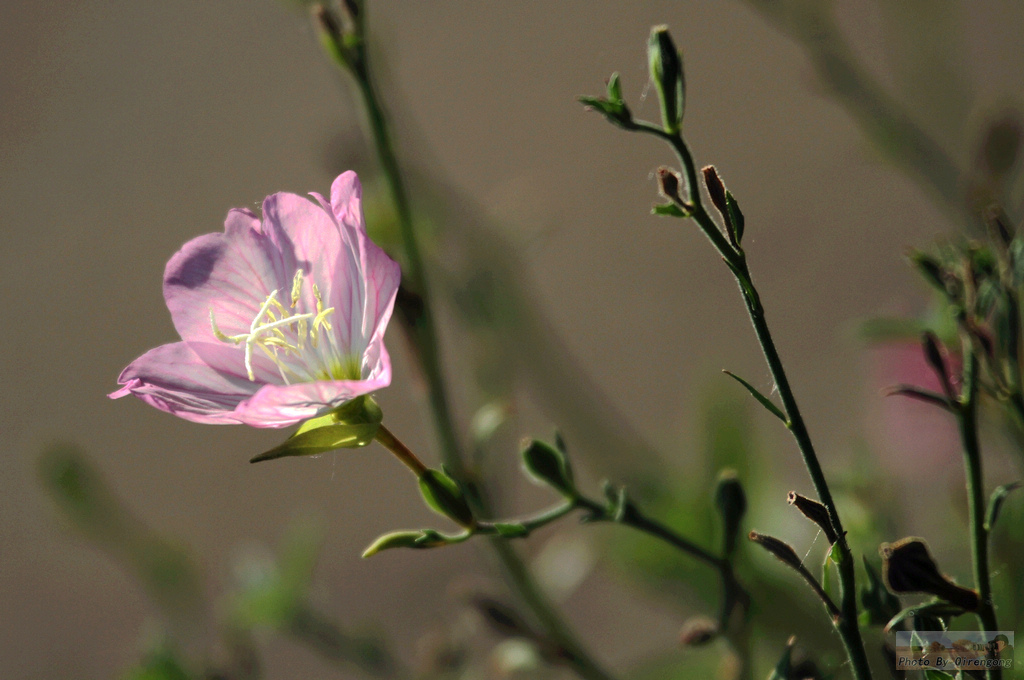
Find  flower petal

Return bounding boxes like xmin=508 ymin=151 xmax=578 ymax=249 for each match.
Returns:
xmin=109 ymin=342 xmax=256 ymax=424
xmin=163 ymin=210 xmax=284 ymax=344
xmin=326 ymin=172 xmax=402 ymax=360
xmin=234 ymin=361 xmax=392 ymax=428
xmin=260 ymin=191 xmax=343 ymax=295
xmin=330 ymin=170 xmax=364 ymax=231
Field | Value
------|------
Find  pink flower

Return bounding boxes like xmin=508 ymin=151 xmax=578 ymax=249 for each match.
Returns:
xmin=110 ymin=172 xmax=400 ymax=428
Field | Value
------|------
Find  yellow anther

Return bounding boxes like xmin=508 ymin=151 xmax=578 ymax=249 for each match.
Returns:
xmin=208 ymin=269 xmax=346 ymax=384
xmin=291 ymin=270 xmax=304 ymax=308
xmin=313 ymin=306 xmax=335 ymax=333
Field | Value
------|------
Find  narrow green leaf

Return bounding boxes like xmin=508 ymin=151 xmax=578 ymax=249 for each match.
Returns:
xmin=884 ymin=600 xmax=966 ymax=633
xmin=362 ymin=530 xmax=445 ymax=558
xmin=860 ymin=557 xmax=901 ymax=627
xmin=722 ymin=370 xmax=788 ymax=424
xmin=652 ymin=202 xmax=688 ymax=218
xmin=985 ymin=481 xmax=1022 ymax=531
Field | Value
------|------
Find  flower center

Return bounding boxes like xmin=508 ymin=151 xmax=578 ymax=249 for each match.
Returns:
xmin=210 ymin=270 xmax=360 ymax=384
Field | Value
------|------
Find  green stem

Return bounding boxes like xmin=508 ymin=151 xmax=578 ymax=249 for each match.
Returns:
xmin=634 ymin=122 xmax=873 ymax=679
xmin=957 ymin=350 xmax=1002 ymax=680
xmin=374 ymin=424 xmax=429 ymax=477
xmin=315 ymin=8 xmax=616 ymax=680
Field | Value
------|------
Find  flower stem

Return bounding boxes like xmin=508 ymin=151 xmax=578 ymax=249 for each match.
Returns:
xmin=956 ymin=349 xmax=1002 ymax=680
xmin=374 ymin=424 xmax=428 ymax=477
xmin=634 ymin=121 xmax=873 ymax=680
xmin=314 ymin=6 xmax=618 ymax=680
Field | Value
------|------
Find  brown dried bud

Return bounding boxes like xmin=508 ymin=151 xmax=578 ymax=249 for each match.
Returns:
xmin=702 ymin=166 xmax=728 ymax=216
xmin=657 ymin=166 xmax=683 ymax=205
xmin=880 ymin=538 xmax=979 ymax=612
xmin=749 ymin=531 xmax=802 ymax=570
xmin=787 ymin=492 xmax=838 ymax=544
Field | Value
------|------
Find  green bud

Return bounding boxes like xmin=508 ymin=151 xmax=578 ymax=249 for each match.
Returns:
xmin=361 ymin=529 xmax=447 ymax=558
xmin=715 ymin=470 xmax=747 ymax=559
xmin=419 ymin=469 xmax=475 ymax=528
xmin=521 ymin=440 xmax=577 ymax=498
xmin=648 ymin=25 xmax=685 ymax=134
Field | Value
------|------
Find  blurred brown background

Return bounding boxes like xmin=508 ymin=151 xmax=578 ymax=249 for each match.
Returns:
xmin=2 ymin=1 xmax=1022 ymax=678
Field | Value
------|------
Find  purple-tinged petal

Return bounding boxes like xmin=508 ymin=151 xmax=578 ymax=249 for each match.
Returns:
xmin=163 ymin=219 xmax=283 ymax=346
xmin=234 ymin=369 xmax=392 ymax=428
xmin=330 ymin=171 xmax=364 ymax=231
xmin=323 ymin=172 xmax=401 ymax=359
xmin=109 ymin=342 xmax=256 ymax=424
xmin=260 ymin=191 xmax=343 ymax=291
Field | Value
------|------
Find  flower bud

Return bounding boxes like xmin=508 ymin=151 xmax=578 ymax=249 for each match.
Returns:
xmin=787 ymin=492 xmax=838 ymax=545
xmin=880 ymin=537 xmax=979 ymax=611
xmin=657 ymin=166 xmax=684 ymax=204
xmin=362 ymin=529 xmax=445 ymax=558
xmin=702 ymin=166 xmax=728 ymax=217
xmin=715 ymin=470 xmax=747 ymax=559
xmin=521 ymin=439 xmax=577 ymax=498
xmin=749 ymin=531 xmax=802 ymax=571
xmin=648 ymin=26 xmax=685 ymax=134
xmin=419 ymin=469 xmax=475 ymax=528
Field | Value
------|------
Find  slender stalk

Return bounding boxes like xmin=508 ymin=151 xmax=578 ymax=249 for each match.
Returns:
xmin=314 ymin=7 xmax=617 ymax=680
xmin=575 ymin=497 xmax=721 ymax=569
xmin=634 ymin=122 xmax=873 ymax=679
xmin=956 ymin=350 xmax=1002 ymax=680
xmin=374 ymin=424 xmax=428 ymax=477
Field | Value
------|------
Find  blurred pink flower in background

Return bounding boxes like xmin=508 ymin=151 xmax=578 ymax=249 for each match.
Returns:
xmin=111 ymin=171 xmax=400 ymax=428
xmin=868 ymin=341 xmax=960 ymax=479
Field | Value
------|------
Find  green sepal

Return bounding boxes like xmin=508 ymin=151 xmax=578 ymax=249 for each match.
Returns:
xmin=521 ymin=439 xmax=577 ymax=498
xmin=652 ymin=202 xmax=689 ymax=218
xmin=251 ymin=397 xmax=383 ymax=463
xmin=725 ymin=191 xmax=744 ymax=243
xmin=578 ymin=95 xmax=632 ymax=129
xmin=606 ymin=71 xmax=624 ymax=103
xmin=984 ymin=481 xmax=1021 ymax=531
xmin=419 ymin=469 xmax=475 ymax=527
xmin=884 ymin=599 xmax=966 ymax=633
